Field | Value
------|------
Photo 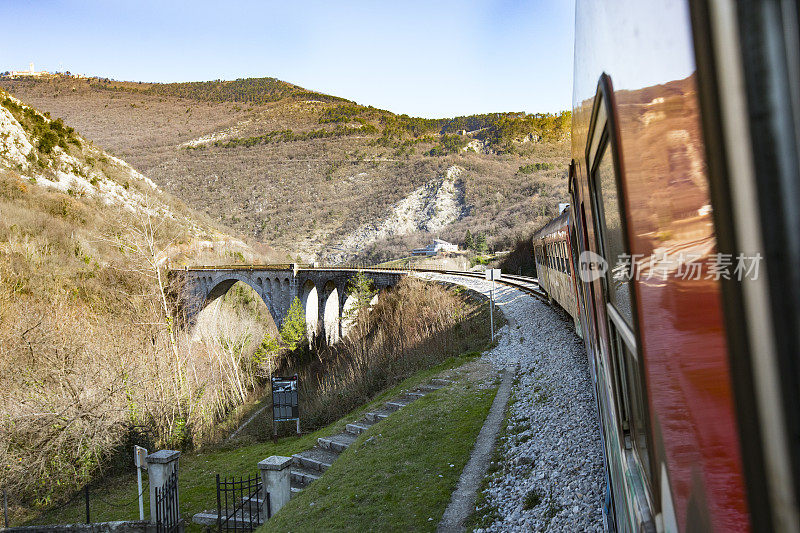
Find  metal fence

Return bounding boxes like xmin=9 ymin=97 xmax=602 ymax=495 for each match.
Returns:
xmin=155 ymin=470 xmax=180 ymax=533
xmin=216 ymin=474 xmax=270 ymax=532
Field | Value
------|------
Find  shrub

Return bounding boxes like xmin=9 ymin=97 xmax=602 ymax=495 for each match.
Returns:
xmin=0 ymin=174 xmax=27 ymax=200
xmin=42 ymin=193 xmax=89 ymax=224
xmin=518 ymin=162 xmax=555 ymax=174
xmin=280 ymin=297 xmax=306 ymax=353
xmin=283 ymin=278 xmax=490 ymax=431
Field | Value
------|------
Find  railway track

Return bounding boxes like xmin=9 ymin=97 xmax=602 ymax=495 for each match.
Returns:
xmin=409 ymin=269 xmax=548 ymax=302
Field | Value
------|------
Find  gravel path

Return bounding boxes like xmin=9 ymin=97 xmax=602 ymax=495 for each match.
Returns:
xmin=415 ymin=273 xmax=604 ymax=532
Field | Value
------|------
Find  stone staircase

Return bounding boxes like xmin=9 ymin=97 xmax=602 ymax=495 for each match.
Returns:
xmin=192 ymin=377 xmax=452 ymax=527
xmin=288 ymin=378 xmax=452 ymax=494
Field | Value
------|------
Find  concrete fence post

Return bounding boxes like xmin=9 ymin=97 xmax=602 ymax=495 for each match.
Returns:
xmin=145 ymin=450 xmax=180 ymax=523
xmin=259 ymin=456 xmax=292 ymax=520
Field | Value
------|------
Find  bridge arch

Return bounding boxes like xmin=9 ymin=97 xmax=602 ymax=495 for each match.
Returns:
xmin=204 ymin=274 xmax=272 ymax=311
xmin=323 ymin=280 xmax=340 ymax=345
xmin=301 ymin=280 xmax=319 ymax=340
xmin=193 ymin=274 xmax=279 ymax=341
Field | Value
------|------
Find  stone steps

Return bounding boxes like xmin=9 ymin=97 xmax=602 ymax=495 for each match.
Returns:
xmin=346 ymin=418 xmax=378 ymax=435
xmin=385 ymin=398 xmax=414 ymax=410
xmin=292 ymin=446 xmax=340 ymax=471
xmin=317 ymin=432 xmax=358 ymax=453
xmin=194 ymin=376 xmax=453 ymax=526
xmin=364 ymin=408 xmax=395 ymax=422
xmin=291 ymin=464 xmax=322 ymax=486
xmin=193 ymin=509 xmax=263 ymax=527
xmin=286 ymin=378 xmax=453 ymax=494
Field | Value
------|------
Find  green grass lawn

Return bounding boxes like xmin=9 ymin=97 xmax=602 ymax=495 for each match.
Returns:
xmin=261 ymin=379 xmax=497 ymax=532
xmin=25 ymin=352 xmax=487 ymax=530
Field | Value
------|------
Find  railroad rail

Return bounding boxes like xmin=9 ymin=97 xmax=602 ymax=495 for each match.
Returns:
xmin=411 ymin=269 xmax=548 ymax=302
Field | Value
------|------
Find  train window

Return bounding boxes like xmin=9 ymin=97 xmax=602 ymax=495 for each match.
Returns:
xmin=565 ymin=241 xmax=572 ymax=274
xmin=552 ymin=243 xmax=557 ymax=271
xmin=587 ymin=76 xmax=652 ymax=493
xmin=595 ymin=149 xmax=634 ymax=327
xmin=557 ymin=242 xmax=562 ymax=272
xmin=594 ymin=142 xmax=650 ymax=481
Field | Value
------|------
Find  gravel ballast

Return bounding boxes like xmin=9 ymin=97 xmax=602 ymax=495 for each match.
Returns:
xmin=416 ymin=273 xmax=604 ymax=532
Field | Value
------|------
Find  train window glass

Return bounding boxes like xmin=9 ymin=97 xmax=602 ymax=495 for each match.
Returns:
xmin=610 ymin=326 xmax=631 ymax=433
xmin=557 ymin=242 xmax=563 ymax=272
xmin=596 ymin=147 xmax=634 ymax=327
xmin=565 ymin=241 xmax=572 ymax=274
xmin=553 ymin=242 xmax=561 ymax=272
xmin=592 ymin=138 xmax=652 ymax=490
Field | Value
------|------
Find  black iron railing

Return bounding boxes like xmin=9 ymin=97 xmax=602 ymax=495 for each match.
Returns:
xmin=155 ymin=470 xmax=180 ymax=533
xmin=216 ymin=474 xmax=270 ymax=532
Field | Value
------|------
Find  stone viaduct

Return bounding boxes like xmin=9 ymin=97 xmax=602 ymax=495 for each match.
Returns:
xmin=170 ymin=265 xmax=406 ymax=344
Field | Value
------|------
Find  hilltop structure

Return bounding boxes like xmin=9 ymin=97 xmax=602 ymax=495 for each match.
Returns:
xmin=7 ymin=63 xmax=49 ymax=78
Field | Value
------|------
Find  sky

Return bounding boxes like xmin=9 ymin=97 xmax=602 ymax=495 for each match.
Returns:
xmin=0 ymin=0 xmax=575 ymax=118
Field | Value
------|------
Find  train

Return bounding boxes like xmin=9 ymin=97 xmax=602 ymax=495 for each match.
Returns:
xmin=530 ymin=1 xmax=800 ymax=531
xmin=531 ymin=208 xmax=581 ymax=335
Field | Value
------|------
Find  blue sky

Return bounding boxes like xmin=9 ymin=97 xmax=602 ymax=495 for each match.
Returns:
xmin=0 ymin=0 xmax=575 ymax=118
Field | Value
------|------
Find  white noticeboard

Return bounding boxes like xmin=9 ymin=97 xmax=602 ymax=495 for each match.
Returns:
xmin=485 ymin=269 xmax=501 ymax=340
xmin=134 ymin=446 xmax=148 ymax=469
xmin=134 ymin=446 xmax=148 ymax=520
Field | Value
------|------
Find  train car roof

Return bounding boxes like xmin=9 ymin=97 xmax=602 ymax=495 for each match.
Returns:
xmin=532 ymin=208 xmax=570 ymax=241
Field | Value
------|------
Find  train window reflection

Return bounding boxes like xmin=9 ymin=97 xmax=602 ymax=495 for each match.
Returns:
xmin=591 ymin=137 xmax=652 ymax=490
xmin=596 ymin=147 xmax=634 ymax=327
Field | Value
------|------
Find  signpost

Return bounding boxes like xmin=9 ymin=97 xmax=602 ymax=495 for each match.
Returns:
xmin=133 ymin=445 xmax=148 ymax=521
xmin=272 ymin=375 xmax=300 ymax=439
xmin=485 ymin=269 xmax=501 ymax=341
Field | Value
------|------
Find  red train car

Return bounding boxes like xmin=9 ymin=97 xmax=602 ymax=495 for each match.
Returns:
xmin=570 ymin=1 xmax=800 ymax=531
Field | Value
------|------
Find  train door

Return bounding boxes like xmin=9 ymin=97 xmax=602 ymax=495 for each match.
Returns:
xmin=586 ymin=75 xmax=656 ymax=532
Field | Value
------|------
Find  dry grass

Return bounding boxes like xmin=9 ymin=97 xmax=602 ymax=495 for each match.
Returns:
xmin=0 ymin=169 xmax=273 ymax=516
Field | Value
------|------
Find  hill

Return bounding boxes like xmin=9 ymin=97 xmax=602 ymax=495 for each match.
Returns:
xmin=0 ymin=87 xmax=283 ymax=511
xmin=0 ymin=75 xmax=571 ymax=262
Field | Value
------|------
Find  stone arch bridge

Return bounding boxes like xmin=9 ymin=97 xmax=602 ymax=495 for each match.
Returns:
xmin=169 ymin=265 xmax=406 ymax=344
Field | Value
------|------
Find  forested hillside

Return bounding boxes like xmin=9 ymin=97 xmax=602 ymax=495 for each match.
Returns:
xmin=1 ymin=75 xmax=571 ymax=262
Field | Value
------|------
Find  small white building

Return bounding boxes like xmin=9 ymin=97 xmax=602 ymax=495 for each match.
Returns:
xmin=8 ymin=63 xmax=49 ymax=78
xmin=412 ymin=239 xmax=459 ymax=256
